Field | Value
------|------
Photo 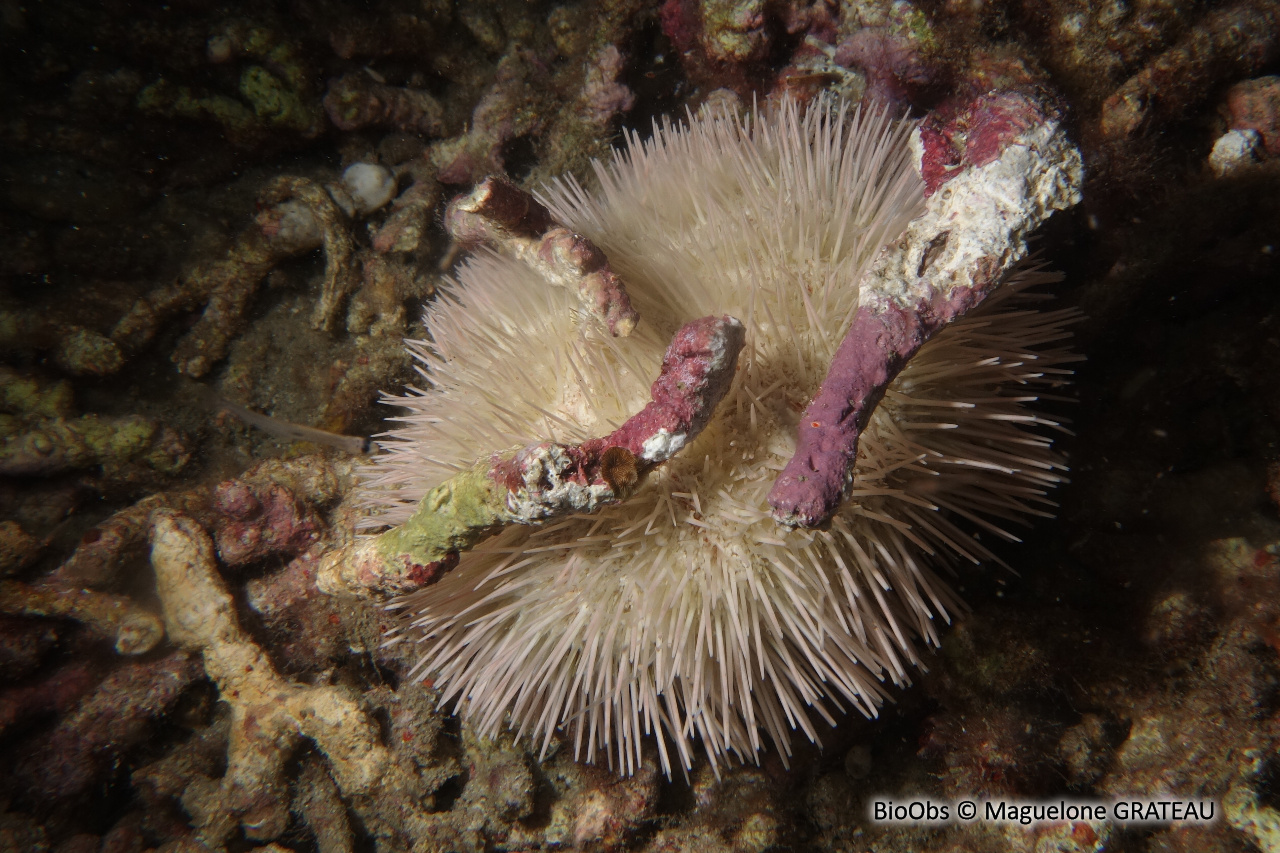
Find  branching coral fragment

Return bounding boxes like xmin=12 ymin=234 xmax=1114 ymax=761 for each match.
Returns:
xmin=319 ymin=314 xmax=744 ymax=598
xmin=431 ymin=49 xmax=551 ymax=185
xmin=149 ymin=510 xmax=436 ymax=845
xmin=323 ymin=72 xmax=445 ymax=137
xmin=292 ymin=757 xmax=355 ymax=853
xmin=259 ymin=176 xmax=359 ymax=333
xmin=444 ymin=175 xmax=640 ymax=336
xmin=111 ymin=173 xmax=363 ymax=376
xmin=0 ymin=311 xmax=123 ymax=376
xmin=111 ymin=198 xmax=313 ymax=377
xmin=135 ymin=22 xmax=321 ymax=146
xmin=371 ymin=164 xmax=441 ymax=255
xmin=768 ymin=89 xmax=1084 ymax=528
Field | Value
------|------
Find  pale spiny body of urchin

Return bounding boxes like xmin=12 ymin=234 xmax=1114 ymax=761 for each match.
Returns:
xmin=361 ymin=97 xmax=1077 ymax=777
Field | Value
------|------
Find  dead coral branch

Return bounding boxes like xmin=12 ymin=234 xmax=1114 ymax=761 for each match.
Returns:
xmin=110 ymin=175 xmax=359 ymax=377
xmin=444 ymin=175 xmax=640 ymax=337
xmin=259 ymin=176 xmax=359 ymax=333
xmin=319 ymin=314 xmax=745 ymax=599
xmin=0 ymin=579 xmax=164 ymax=655
xmin=768 ymin=89 xmax=1085 ymax=528
xmin=149 ymin=510 xmax=438 ymax=846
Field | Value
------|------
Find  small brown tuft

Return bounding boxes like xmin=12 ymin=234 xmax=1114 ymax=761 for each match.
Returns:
xmin=599 ymin=446 xmax=639 ymax=495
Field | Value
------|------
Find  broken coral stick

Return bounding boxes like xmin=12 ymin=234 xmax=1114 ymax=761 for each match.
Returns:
xmin=768 ymin=88 xmax=1084 ymax=528
xmin=0 ymin=578 xmax=165 ymax=655
xmin=319 ymin=314 xmax=744 ymax=598
xmin=149 ymin=509 xmax=433 ymax=845
xmin=444 ymin=175 xmax=640 ymax=336
xmin=258 ymin=176 xmax=359 ymax=333
xmin=111 ymin=175 xmax=354 ymax=377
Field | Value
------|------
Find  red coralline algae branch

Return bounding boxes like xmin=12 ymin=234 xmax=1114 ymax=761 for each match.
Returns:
xmin=444 ymin=175 xmax=640 ymax=337
xmin=319 ymin=314 xmax=745 ymax=598
xmin=768 ymin=89 xmax=1084 ymax=528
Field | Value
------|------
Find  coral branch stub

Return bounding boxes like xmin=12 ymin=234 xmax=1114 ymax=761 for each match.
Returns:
xmin=444 ymin=175 xmax=641 ymax=337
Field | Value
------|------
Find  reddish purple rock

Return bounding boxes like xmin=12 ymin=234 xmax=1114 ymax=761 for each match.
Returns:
xmin=489 ymin=314 xmax=745 ymax=499
xmin=603 ymin=314 xmax=745 ymax=463
xmin=213 ymin=480 xmax=322 ymax=567
xmin=768 ymin=286 xmax=981 ymax=527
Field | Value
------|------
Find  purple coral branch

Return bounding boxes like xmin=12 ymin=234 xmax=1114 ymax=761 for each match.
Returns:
xmin=769 ymin=88 xmax=1084 ymax=528
xmin=493 ymin=313 xmax=747 ymax=508
xmin=769 ymin=287 xmax=985 ymax=527
xmin=600 ymin=314 xmax=745 ymax=463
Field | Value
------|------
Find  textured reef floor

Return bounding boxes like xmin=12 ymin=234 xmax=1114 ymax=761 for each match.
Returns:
xmin=3 ymin=0 xmax=1280 ymax=851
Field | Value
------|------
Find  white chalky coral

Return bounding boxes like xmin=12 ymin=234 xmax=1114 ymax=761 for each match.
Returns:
xmin=357 ymin=95 xmax=1083 ymax=776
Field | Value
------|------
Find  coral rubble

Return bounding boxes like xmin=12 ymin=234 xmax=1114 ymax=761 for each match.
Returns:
xmin=1098 ymin=0 xmax=1280 ymax=142
xmin=148 ymin=509 xmax=441 ymax=846
xmin=14 ymin=651 xmax=202 ymax=802
xmin=111 ymin=174 xmax=365 ymax=377
xmin=2 ymin=0 xmax=1280 ymax=849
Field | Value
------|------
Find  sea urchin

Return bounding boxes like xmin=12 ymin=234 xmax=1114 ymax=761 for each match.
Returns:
xmin=359 ymin=96 xmax=1080 ymax=776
